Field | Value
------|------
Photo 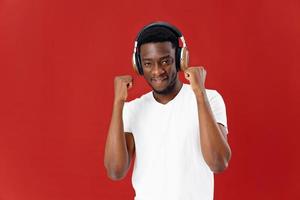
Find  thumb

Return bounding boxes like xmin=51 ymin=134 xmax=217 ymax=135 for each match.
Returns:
xmin=127 ymin=80 xmax=133 ymax=89
xmin=184 ymin=71 xmax=191 ymax=80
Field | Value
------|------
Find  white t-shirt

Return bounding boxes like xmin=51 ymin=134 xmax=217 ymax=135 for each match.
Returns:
xmin=123 ymin=84 xmax=228 ymax=200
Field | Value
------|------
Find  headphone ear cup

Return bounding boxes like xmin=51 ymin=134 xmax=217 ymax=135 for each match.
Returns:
xmin=135 ymin=52 xmax=144 ymax=75
xmin=132 ymin=52 xmax=140 ymax=74
xmin=180 ymin=47 xmax=189 ymax=71
xmin=176 ymin=48 xmax=182 ymax=71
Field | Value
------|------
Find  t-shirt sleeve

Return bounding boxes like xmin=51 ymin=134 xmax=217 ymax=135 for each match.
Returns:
xmin=209 ymin=90 xmax=229 ymax=134
xmin=122 ymin=102 xmax=133 ymax=133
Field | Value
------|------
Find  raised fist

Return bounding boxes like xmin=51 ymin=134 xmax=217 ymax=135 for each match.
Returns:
xmin=114 ymin=75 xmax=133 ymax=102
xmin=184 ymin=66 xmax=207 ymax=93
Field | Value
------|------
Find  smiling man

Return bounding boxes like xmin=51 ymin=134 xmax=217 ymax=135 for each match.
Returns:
xmin=104 ymin=22 xmax=231 ymax=200
xmin=140 ymin=41 xmax=181 ymax=103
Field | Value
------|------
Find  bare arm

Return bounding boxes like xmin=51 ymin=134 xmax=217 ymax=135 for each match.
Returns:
xmin=184 ymin=67 xmax=231 ymax=173
xmin=104 ymin=76 xmax=135 ymax=180
xmin=195 ymin=91 xmax=231 ymax=173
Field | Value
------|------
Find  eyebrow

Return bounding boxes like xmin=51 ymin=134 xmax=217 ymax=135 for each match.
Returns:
xmin=142 ymin=55 xmax=172 ymax=61
xmin=160 ymin=55 xmax=172 ymax=60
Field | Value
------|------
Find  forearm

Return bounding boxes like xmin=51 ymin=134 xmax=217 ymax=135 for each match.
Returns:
xmin=195 ymin=91 xmax=231 ymax=173
xmin=104 ymin=100 xmax=129 ymax=178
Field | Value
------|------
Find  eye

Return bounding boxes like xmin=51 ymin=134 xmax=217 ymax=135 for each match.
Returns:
xmin=143 ymin=62 xmax=151 ymax=68
xmin=161 ymin=58 xmax=172 ymax=65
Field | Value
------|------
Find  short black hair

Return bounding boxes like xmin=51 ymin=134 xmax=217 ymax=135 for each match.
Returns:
xmin=137 ymin=26 xmax=179 ymax=50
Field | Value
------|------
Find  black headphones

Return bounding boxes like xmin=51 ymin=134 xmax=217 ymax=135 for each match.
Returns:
xmin=132 ymin=22 xmax=189 ymax=75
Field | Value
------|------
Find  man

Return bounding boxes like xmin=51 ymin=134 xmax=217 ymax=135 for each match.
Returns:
xmin=104 ymin=22 xmax=231 ymax=200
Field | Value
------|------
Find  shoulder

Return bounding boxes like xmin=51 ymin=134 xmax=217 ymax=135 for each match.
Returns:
xmin=124 ymin=91 xmax=153 ymax=110
xmin=205 ymin=89 xmax=223 ymax=100
xmin=182 ymin=84 xmax=223 ymax=99
xmin=182 ymin=84 xmax=226 ymax=108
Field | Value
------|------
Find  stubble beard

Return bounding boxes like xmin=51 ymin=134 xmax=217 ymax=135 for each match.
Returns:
xmin=152 ymin=73 xmax=178 ymax=95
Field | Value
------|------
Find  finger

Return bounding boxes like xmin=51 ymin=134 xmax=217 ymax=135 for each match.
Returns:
xmin=123 ymin=78 xmax=132 ymax=84
xmin=127 ymin=81 xmax=133 ymax=89
xmin=121 ymin=76 xmax=132 ymax=84
xmin=184 ymin=71 xmax=189 ymax=77
xmin=184 ymin=72 xmax=191 ymax=80
xmin=127 ymin=76 xmax=133 ymax=82
xmin=120 ymin=75 xmax=132 ymax=80
xmin=203 ymin=69 xmax=207 ymax=78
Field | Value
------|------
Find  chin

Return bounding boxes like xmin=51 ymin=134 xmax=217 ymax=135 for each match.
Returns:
xmin=152 ymin=84 xmax=174 ymax=95
xmin=153 ymin=87 xmax=168 ymax=94
xmin=147 ymin=75 xmax=178 ymax=95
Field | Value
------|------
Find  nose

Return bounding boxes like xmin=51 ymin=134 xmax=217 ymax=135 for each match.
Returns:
xmin=151 ymin=63 xmax=164 ymax=76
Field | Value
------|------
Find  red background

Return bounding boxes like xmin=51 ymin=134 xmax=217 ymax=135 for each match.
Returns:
xmin=0 ymin=0 xmax=299 ymax=199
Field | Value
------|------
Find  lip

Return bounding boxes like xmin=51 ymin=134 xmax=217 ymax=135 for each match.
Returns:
xmin=151 ymin=76 xmax=168 ymax=82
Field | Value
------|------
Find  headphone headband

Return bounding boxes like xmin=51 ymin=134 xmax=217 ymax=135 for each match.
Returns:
xmin=136 ymin=22 xmax=183 ymax=43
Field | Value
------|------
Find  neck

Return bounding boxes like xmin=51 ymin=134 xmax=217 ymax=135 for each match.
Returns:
xmin=153 ymin=80 xmax=183 ymax=104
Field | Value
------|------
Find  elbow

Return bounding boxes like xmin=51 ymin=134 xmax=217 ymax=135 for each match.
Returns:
xmin=210 ymin=161 xmax=229 ymax=173
xmin=210 ymin=151 xmax=232 ymax=173
xmin=104 ymin=162 xmax=127 ymax=181
xmin=107 ymin=170 xmax=126 ymax=181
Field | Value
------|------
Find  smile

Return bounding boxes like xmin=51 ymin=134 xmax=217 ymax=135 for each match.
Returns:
xmin=151 ymin=77 xmax=168 ymax=83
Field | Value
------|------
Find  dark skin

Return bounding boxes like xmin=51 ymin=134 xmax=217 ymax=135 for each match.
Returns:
xmin=104 ymin=42 xmax=231 ymax=180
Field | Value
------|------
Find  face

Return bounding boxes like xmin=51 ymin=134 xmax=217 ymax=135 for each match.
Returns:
xmin=139 ymin=42 xmax=179 ymax=94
